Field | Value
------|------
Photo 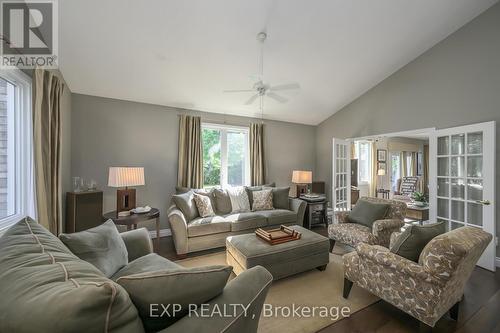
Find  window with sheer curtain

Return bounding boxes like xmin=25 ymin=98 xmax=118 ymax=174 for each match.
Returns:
xmin=202 ymin=123 xmax=250 ymax=188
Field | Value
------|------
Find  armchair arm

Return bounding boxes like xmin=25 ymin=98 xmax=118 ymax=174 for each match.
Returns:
xmin=159 ymin=266 xmax=273 ymax=333
xmin=372 ymin=219 xmax=404 ymax=248
xmin=356 ymin=243 xmax=445 ymax=286
xmin=289 ymin=198 xmax=306 ymax=226
xmin=168 ymin=205 xmax=189 ymax=255
xmin=120 ymin=228 xmax=153 ymax=262
xmin=335 ymin=211 xmax=350 ymax=223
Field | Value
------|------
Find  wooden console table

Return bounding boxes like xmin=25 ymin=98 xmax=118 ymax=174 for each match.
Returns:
xmin=406 ymin=205 xmax=429 ymax=224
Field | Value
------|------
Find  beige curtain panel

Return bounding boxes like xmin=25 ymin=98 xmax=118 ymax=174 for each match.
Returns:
xmin=33 ymin=69 xmax=64 ymax=235
xmin=250 ymin=123 xmax=265 ymax=186
xmin=410 ymin=152 xmax=418 ymax=176
xmin=177 ymin=115 xmax=203 ymax=189
xmin=400 ymin=152 xmax=408 ymax=178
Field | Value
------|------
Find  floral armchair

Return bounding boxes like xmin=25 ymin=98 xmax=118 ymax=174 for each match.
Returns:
xmin=342 ymin=227 xmax=492 ymax=330
xmin=328 ymin=197 xmax=406 ymax=251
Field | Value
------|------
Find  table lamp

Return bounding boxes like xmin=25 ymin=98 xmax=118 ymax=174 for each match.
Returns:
xmin=377 ymin=167 xmax=386 ymax=191
xmin=108 ymin=167 xmax=145 ymax=213
xmin=292 ymin=170 xmax=313 ymax=197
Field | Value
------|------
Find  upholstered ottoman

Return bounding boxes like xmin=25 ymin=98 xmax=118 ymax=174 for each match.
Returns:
xmin=226 ymin=225 xmax=330 ymax=280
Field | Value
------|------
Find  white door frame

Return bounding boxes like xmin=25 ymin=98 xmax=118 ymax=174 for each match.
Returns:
xmin=332 ymin=138 xmax=351 ymax=219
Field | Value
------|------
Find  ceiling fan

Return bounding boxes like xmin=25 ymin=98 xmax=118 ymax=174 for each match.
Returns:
xmin=223 ymin=32 xmax=300 ymax=107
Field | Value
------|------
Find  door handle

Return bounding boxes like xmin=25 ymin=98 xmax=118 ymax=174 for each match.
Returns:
xmin=476 ymin=200 xmax=491 ymax=206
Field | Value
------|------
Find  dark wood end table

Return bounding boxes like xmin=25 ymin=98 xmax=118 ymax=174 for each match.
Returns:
xmin=299 ymin=198 xmax=328 ymax=229
xmin=103 ymin=208 xmax=160 ymax=252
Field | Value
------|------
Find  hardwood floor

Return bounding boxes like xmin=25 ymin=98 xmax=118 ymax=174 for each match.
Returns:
xmin=156 ymin=226 xmax=500 ymax=333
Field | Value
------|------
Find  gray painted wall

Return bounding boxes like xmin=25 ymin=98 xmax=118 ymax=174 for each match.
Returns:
xmin=71 ymin=93 xmax=315 ymax=231
xmin=316 ymin=3 xmax=500 ymax=255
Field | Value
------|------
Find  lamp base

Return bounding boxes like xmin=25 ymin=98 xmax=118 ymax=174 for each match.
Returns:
xmin=296 ymin=184 xmax=309 ymax=198
xmin=117 ymin=188 xmax=136 ymax=212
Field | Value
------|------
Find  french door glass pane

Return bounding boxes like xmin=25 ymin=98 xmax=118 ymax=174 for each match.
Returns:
xmin=0 ymin=77 xmax=14 ymax=219
xmin=438 ymin=157 xmax=449 ymax=176
xmin=451 ymin=134 xmax=465 ymax=155
xmin=451 ymin=222 xmax=464 ymax=230
xmin=450 ymin=179 xmax=465 ymax=199
xmin=467 ymin=179 xmax=483 ymax=201
xmin=467 ymin=202 xmax=483 ymax=226
xmin=437 ymin=178 xmax=449 ymax=197
xmin=451 ymin=200 xmax=464 ymax=222
xmin=467 ymin=156 xmax=483 ymax=178
xmin=438 ymin=198 xmax=449 ymax=218
xmin=438 ymin=136 xmax=449 ymax=155
xmin=467 ymin=132 xmax=483 ymax=154
xmin=450 ymin=157 xmax=464 ymax=177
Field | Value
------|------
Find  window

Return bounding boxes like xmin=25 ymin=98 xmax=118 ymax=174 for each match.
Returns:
xmin=355 ymin=141 xmax=371 ymax=185
xmin=202 ymin=123 xmax=250 ymax=188
xmin=390 ymin=152 xmax=401 ymax=192
xmin=0 ymin=70 xmax=35 ymax=232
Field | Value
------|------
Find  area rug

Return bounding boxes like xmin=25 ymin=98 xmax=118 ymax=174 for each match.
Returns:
xmin=176 ymin=245 xmax=378 ymax=333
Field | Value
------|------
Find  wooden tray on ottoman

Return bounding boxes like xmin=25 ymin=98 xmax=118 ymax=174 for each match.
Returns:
xmin=255 ymin=225 xmax=302 ymax=245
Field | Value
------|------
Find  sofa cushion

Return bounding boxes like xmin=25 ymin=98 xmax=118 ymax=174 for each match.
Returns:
xmin=227 ymin=186 xmax=251 ymax=213
xmin=252 ymin=189 xmax=274 ymax=211
xmin=390 ymin=222 xmax=445 ymax=262
xmin=116 ymin=265 xmax=232 ymax=332
xmin=193 ymin=193 xmax=215 ymax=217
xmin=187 ymin=216 xmax=231 ymax=237
xmin=111 ymin=253 xmax=181 ymax=280
xmin=172 ymin=191 xmax=199 ymax=221
xmin=0 ymin=218 xmax=144 ymax=333
xmin=59 ymin=219 xmax=128 ymax=278
xmin=259 ymin=209 xmax=297 ymax=226
xmin=264 ymin=186 xmax=290 ymax=210
xmin=224 ymin=212 xmax=267 ymax=232
xmin=348 ymin=200 xmax=389 ymax=228
xmin=213 ymin=188 xmax=232 ymax=214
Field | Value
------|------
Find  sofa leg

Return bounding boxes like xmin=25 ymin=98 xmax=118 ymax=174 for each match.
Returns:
xmin=449 ymin=301 xmax=460 ymax=321
xmin=343 ymin=278 xmax=353 ymax=299
xmin=317 ymin=264 xmax=327 ymax=271
xmin=419 ymin=322 xmax=433 ymax=333
xmin=329 ymin=239 xmax=336 ymax=253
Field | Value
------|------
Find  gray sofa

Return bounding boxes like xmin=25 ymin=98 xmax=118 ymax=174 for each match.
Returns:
xmin=0 ymin=218 xmax=273 ymax=333
xmin=168 ymin=187 xmax=307 ymax=256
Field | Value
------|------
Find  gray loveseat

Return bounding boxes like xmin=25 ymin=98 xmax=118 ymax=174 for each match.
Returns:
xmin=0 ymin=218 xmax=273 ymax=333
xmin=168 ymin=186 xmax=307 ymax=256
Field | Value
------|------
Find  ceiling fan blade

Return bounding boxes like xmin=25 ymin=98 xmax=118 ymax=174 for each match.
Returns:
xmin=223 ymin=89 xmax=255 ymax=93
xmin=269 ymin=83 xmax=300 ymax=91
xmin=266 ymin=92 xmax=288 ymax=103
xmin=244 ymin=94 xmax=260 ymax=105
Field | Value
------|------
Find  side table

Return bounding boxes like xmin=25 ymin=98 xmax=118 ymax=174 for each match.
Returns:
xmin=299 ymin=198 xmax=328 ymax=229
xmin=103 ymin=208 xmax=160 ymax=252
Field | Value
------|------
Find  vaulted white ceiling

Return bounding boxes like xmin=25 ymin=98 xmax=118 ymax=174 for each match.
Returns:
xmin=59 ymin=0 xmax=498 ymax=125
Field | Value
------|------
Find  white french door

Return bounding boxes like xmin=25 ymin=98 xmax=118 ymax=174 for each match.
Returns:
xmin=332 ymin=138 xmax=351 ymax=222
xmin=429 ymin=121 xmax=496 ymax=271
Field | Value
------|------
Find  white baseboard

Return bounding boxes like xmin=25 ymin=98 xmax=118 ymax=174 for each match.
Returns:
xmin=149 ymin=228 xmax=171 ymax=239
xmin=496 ymin=257 xmax=500 ymax=268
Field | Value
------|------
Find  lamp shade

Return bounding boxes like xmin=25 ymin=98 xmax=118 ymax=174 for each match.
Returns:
xmin=377 ymin=168 xmax=386 ymax=176
xmin=108 ymin=167 xmax=145 ymax=187
xmin=292 ymin=170 xmax=312 ymax=184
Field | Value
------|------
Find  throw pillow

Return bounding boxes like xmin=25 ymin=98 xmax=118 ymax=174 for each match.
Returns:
xmin=116 ymin=265 xmax=232 ymax=332
xmin=172 ymin=191 xmax=199 ymax=221
xmin=213 ymin=188 xmax=232 ymax=214
xmin=227 ymin=186 xmax=251 ymax=213
xmin=59 ymin=220 xmax=128 ymax=278
xmin=264 ymin=186 xmax=290 ymax=209
xmin=252 ymin=189 xmax=274 ymax=211
xmin=193 ymin=193 xmax=215 ymax=217
xmin=348 ymin=200 xmax=389 ymax=228
xmin=245 ymin=185 xmax=262 ymax=208
xmin=390 ymin=222 xmax=445 ymax=262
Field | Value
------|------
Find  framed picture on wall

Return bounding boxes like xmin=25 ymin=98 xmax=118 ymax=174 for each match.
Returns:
xmin=377 ymin=149 xmax=387 ymax=162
